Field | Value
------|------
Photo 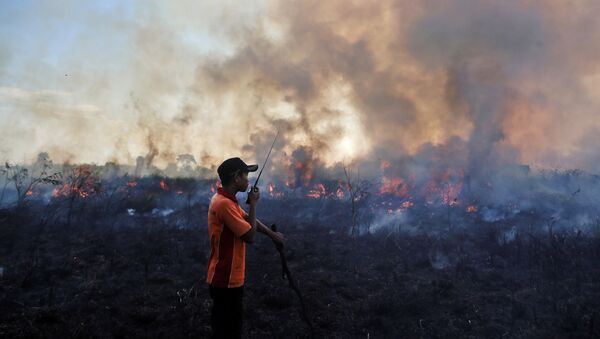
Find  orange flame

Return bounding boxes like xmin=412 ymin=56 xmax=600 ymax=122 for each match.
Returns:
xmin=52 ymin=165 xmax=97 ymax=199
xmin=380 ymin=160 xmax=391 ymax=172
xmin=306 ymin=183 xmax=326 ymax=199
xmin=265 ymin=182 xmax=284 ymax=198
xmin=423 ymin=169 xmax=463 ymax=205
xmin=287 ymin=160 xmax=313 ymax=188
xmin=52 ymin=183 xmax=90 ymax=198
xmin=160 ymin=179 xmax=169 ymax=190
xmin=336 ymin=187 xmax=345 ymax=199
xmin=380 ymin=177 xmax=410 ymax=197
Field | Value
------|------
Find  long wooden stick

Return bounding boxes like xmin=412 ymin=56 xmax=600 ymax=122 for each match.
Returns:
xmin=271 ymin=224 xmax=313 ymax=332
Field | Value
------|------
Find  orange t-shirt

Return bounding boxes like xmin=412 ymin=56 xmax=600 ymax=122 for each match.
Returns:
xmin=206 ymin=188 xmax=252 ymax=288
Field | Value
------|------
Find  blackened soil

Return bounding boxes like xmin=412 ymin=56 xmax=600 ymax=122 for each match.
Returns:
xmin=1 ymin=207 xmax=600 ymax=338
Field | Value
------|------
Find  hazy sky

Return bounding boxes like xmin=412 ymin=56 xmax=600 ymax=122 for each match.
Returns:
xmin=1 ymin=0 xmax=600 ymax=173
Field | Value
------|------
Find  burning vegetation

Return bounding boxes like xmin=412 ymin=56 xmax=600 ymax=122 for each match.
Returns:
xmin=1 ymin=148 xmax=600 ymax=338
xmin=2 ymin=148 xmax=600 ymax=236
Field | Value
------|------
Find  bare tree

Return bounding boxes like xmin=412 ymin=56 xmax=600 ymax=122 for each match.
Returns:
xmin=59 ymin=165 xmax=101 ymax=226
xmin=343 ymin=165 xmax=371 ymax=236
xmin=2 ymin=153 xmax=61 ymax=207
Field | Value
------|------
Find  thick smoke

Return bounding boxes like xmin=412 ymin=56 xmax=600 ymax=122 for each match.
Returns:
xmin=1 ymin=0 xmax=600 ymax=175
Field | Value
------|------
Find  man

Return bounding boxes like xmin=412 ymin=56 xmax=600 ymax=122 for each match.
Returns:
xmin=206 ymin=157 xmax=285 ymax=338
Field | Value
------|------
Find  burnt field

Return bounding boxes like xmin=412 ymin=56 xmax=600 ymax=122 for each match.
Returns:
xmin=1 ymin=174 xmax=600 ymax=338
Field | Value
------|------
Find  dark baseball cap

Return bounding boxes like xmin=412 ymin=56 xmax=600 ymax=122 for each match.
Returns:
xmin=217 ymin=157 xmax=258 ymax=180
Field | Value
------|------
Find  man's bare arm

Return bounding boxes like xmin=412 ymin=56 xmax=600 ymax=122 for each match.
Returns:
xmin=244 ymin=216 xmax=285 ymax=248
xmin=240 ymin=190 xmax=259 ymax=243
xmin=244 ymin=216 xmax=273 ymax=236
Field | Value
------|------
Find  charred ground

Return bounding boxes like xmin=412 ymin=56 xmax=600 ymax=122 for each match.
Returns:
xmin=1 ymin=188 xmax=600 ymax=339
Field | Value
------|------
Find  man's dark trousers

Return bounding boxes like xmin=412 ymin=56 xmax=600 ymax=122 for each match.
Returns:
xmin=209 ymin=285 xmax=244 ymax=339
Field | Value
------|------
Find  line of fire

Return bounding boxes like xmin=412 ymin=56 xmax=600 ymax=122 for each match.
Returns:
xmin=3 ymin=150 xmax=596 ymax=235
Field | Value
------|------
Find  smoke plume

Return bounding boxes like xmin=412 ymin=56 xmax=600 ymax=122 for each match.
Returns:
xmin=1 ymin=0 xmax=600 ymax=175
